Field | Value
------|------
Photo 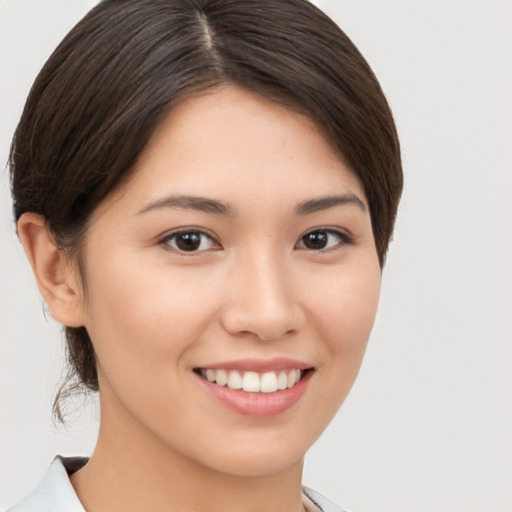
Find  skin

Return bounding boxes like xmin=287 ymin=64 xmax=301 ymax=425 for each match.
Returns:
xmin=19 ymin=85 xmax=381 ymax=512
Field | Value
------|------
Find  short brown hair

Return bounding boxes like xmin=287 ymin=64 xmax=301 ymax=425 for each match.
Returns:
xmin=10 ymin=0 xmax=402 ymax=420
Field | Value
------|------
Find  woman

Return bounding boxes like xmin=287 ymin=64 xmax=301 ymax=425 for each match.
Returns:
xmin=7 ymin=0 xmax=402 ymax=511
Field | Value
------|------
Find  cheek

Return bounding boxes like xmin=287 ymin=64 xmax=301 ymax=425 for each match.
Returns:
xmin=308 ymin=258 xmax=381 ymax=380
xmin=82 ymin=252 xmax=222 ymax=383
xmin=291 ymin=258 xmax=381 ymax=445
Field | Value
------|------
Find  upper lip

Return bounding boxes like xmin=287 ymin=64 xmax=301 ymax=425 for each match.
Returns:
xmin=195 ymin=357 xmax=314 ymax=373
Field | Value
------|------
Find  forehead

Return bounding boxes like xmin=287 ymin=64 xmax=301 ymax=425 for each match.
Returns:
xmin=98 ymin=85 xmax=365 ymax=217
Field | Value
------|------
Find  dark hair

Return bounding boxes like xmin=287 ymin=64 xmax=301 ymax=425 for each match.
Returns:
xmin=10 ymin=0 xmax=402 ymax=421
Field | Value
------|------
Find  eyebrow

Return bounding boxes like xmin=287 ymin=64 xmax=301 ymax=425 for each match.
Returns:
xmin=137 ymin=193 xmax=366 ymax=217
xmin=295 ymin=194 xmax=367 ymax=215
xmin=137 ymin=195 xmax=237 ymax=216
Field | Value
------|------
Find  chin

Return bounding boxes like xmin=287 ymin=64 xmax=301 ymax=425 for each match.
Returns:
xmin=202 ymin=448 xmax=305 ymax=478
xmin=174 ymin=429 xmax=312 ymax=478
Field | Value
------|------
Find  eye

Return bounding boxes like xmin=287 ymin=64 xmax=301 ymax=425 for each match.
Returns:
xmin=296 ymin=228 xmax=353 ymax=251
xmin=160 ymin=229 xmax=219 ymax=253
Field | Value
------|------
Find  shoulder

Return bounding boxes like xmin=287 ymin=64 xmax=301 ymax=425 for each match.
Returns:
xmin=6 ymin=456 xmax=88 ymax=512
xmin=302 ymin=486 xmax=350 ymax=512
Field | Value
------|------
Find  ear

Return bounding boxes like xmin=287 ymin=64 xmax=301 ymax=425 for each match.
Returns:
xmin=17 ymin=213 xmax=86 ymax=328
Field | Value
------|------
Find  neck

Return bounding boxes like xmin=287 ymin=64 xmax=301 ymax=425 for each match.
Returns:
xmin=70 ymin=393 xmax=305 ymax=512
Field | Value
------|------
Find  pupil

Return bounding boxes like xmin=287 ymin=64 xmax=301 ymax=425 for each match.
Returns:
xmin=176 ymin=232 xmax=201 ymax=251
xmin=304 ymin=231 xmax=327 ymax=249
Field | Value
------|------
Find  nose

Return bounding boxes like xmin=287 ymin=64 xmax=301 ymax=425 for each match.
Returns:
xmin=220 ymin=252 xmax=304 ymax=341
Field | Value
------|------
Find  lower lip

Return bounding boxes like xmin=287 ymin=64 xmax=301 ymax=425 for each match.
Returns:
xmin=196 ymin=371 xmax=312 ymax=418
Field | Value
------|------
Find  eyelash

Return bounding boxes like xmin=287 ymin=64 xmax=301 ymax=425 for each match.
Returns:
xmin=159 ymin=227 xmax=354 ymax=254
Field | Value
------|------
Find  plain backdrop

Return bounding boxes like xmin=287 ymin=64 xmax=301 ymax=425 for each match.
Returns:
xmin=1 ymin=1 xmax=511 ymax=511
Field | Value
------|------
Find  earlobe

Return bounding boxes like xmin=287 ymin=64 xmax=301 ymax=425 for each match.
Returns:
xmin=17 ymin=213 xmax=86 ymax=328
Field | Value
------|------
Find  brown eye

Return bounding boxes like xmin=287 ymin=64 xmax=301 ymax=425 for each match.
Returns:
xmin=302 ymin=231 xmax=328 ymax=249
xmin=296 ymin=229 xmax=352 ymax=251
xmin=162 ymin=230 xmax=217 ymax=252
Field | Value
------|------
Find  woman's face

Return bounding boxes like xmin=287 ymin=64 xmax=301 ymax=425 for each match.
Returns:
xmin=77 ymin=85 xmax=381 ymax=477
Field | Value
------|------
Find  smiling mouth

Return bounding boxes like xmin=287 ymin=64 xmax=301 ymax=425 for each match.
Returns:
xmin=194 ymin=368 xmax=312 ymax=394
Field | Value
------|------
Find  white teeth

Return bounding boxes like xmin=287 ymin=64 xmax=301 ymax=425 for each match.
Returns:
xmin=200 ymin=368 xmax=305 ymax=393
xmin=216 ymin=369 xmax=228 ymax=387
xmin=242 ymin=372 xmax=260 ymax=392
xmin=227 ymin=370 xmax=242 ymax=390
xmin=287 ymin=369 xmax=301 ymax=388
xmin=260 ymin=371 xmax=278 ymax=393
xmin=277 ymin=371 xmax=288 ymax=390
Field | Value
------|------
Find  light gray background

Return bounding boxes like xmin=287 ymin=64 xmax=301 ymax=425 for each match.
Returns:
xmin=1 ymin=1 xmax=511 ymax=511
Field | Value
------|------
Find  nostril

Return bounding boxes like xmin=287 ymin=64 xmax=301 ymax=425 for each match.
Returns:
xmin=256 ymin=327 xmax=296 ymax=342
xmin=220 ymin=302 xmax=303 ymax=341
